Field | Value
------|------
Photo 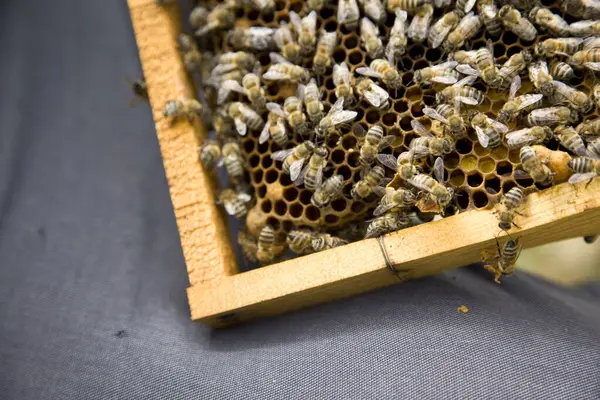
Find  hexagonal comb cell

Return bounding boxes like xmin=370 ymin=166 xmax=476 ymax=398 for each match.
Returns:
xmin=191 ymin=0 xmax=598 ymax=266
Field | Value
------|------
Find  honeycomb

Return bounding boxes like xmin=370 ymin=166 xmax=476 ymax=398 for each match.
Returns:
xmin=190 ymin=0 xmax=598 ymax=264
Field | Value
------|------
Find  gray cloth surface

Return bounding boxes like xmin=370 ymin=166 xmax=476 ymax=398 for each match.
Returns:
xmin=1 ymin=1 xmax=599 ymax=399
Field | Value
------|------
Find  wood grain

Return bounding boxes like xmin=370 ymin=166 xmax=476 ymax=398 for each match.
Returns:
xmin=128 ymin=0 xmax=237 ymax=285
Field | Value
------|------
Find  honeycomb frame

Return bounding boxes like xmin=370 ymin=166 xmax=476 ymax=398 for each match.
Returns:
xmin=129 ymin=0 xmax=600 ymax=327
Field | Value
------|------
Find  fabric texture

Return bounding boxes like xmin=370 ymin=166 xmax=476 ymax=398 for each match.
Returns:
xmin=0 ymin=1 xmax=599 ymax=399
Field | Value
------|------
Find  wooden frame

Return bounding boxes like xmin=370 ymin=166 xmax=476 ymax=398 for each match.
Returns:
xmin=128 ymin=0 xmax=600 ymax=327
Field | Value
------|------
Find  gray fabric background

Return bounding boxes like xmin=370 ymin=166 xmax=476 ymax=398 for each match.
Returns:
xmin=0 ymin=1 xmax=599 ymax=398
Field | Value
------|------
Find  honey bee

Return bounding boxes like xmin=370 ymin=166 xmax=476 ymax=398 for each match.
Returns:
xmin=568 ymin=156 xmax=600 ymax=184
xmin=311 ymin=233 xmax=349 ymax=252
xmin=338 ymin=0 xmax=360 ymax=31
xmin=289 ymin=10 xmax=318 ymax=55
xmin=315 ymin=97 xmax=358 ymax=138
xmin=506 ymin=126 xmax=553 ymax=148
xmin=218 ymin=188 xmax=252 ymax=219
xmin=499 ymin=5 xmax=537 ymax=41
xmin=355 ymin=125 xmax=396 ymax=166
xmin=356 ymin=59 xmax=402 ymax=90
xmin=386 ymin=10 xmax=409 ymax=61
xmin=126 ymin=77 xmax=148 ymax=107
xmin=227 ymin=102 xmax=264 ymax=136
xmin=576 ymin=119 xmax=600 ymax=138
xmin=257 ymin=225 xmax=277 ymax=263
xmin=549 ymin=61 xmax=575 ymax=81
xmin=267 ymin=98 xmax=309 ymax=136
xmin=518 ymin=145 xmax=553 ymax=185
xmin=259 ymin=108 xmax=289 ymax=147
xmin=494 ymin=187 xmax=525 ymax=231
xmin=526 ymin=106 xmax=574 ymax=127
xmin=246 ymin=0 xmax=275 ymax=14
xmin=567 ymin=20 xmax=600 ymax=37
xmin=238 ymin=230 xmax=258 ymax=263
xmin=296 ymin=146 xmax=328 ymax=191
xmin=478 ymin=0 xmax=502 ymax=37
xmin=414 ymin=61 xmax=460 ymax=85
xmin=298 ymin=78 xmax=325 ymax=123
xmin=535 ymin=38 xmax=582 ymax=58
xmin=410 ymin=120 xmax=455 ymax=157
xmin=271 ymin=141 xmax=316 ymax=180
xmin=497 ymin=75 xmax=544 ymax=124
xmin=333 ymin=63 xmax=355 ymax=105
xmin=313 ymin=31 xmax=338 ymax=75
xmin=569 ymin=49 xmax=600 ymax=71
xmin=428 ymin=11 xmax=460 ymax=49
xmin=408 ymin=157 xmax=454 ymax=208
xmin=587 ymin=138 xmax=600 ymax=158
xmin=449 ymin=49 xmax=478 ymax=66
xmin=374 ymin=187 xmax=417 ymax=216
xmin=287 ymin=229 xmax=316 ymax=255
xmin=498 ymin=51 xmax=532 ymax=89
xmin=528 ymin=60 xmax=555 ymax=96
xmin=365 ymin=211 xmax=411 ymax=239
xmin=555 ymin=125 xmax=587 ymax=157
xmin=354 ymin=78 xmax=390 ymax=109
xmin=443 ymin=12 xmax=482 ymax=52
xmin=189 ymin=6 xmax=208 ymax=30
xmin=562 ymin=0 xmax=600 ymax=20
xmin=474 ymin=41 xmax=502 ymax=88
xmin=483 ymin=238 xmax=522 ymax=284
xmin=311 ymin=174 xmax=345 ymax=207
xmin=213 ymin=110 xmax=236 ymax=139
xmin=471 ymin=112 xmax=509 ymax=148
xmin=194 ymin=2 xmax=237 ymax=37
xmin=177 ymin=34 xmax=202 ymax=73
xmin=198 ymin=139 xmax=222 ymax=170
xmin=423 ymin=99 xmax=468 ymax=139
xmin=387 ymin=0 xmax=431 ymax=13
xmin=358 ymin=0 xmax=386 ymax=24
xmin=263 ymin=53 xmax=310 ymax=83
xmin=550 ymin=81 xmax=593 ymax=114
xmin=360 ymin=17 xmax=385 ymax=59
xmin=218 ymin=73 xmax=266 ymax=109
xmin=378 ymin=150 xmax=421 ymax=181
xmin=408 ymin=5 xmax=433 ymax=43
xmin=436 ymin=75 xmax=484 ymax=106
xmin=529 ymin=6 xmax=569 ymax=36
xmin=222 ymin=141 xmax=246 ymax=183
xmin=214 ymin=52 xmax=257 ymax=76
xmin=228 ymin=27 xmax=276 ymax=51
xmin=163 ymin=99 xmax=203 ymax=124
xmin=273 ymin=23 xmax=302 ymax=65
xmin=351 ymin=165 xmax=389 ymax=200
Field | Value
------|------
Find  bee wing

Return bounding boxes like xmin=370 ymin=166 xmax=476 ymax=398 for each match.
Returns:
xmin=263 ymin=68 xmax=289 ymax=81
xmin=314 ymin=165 xmax=324 ymax=189
xmin=289 ymin=158 xmax=307 ymax=181
xmin=433 ymin=157 xmax=445 ymax=183
xmin=569 ymin=172 xmax=597 ymax=184
xmin=223 ymin=202 xmax=238 ymax=216
xmin=266 ymin=102 xmax=286 ymax=117
xmin=372 ymin=186 xmax=387 ymax=197
xmin=379 ymin=135 xmax=397 ymax=150
xmin=363 ymin=86 xmax=388 ymax=107
xmin=289 ymin=11 xmax=302 ymax=32
xmin=431 ymin=25 xmax=452 ymax=49
xmin=455 ymin=95 xmax=479 ymax=106
xmin=294 ymin=163 xmax=311 ymax=186
xmin=238 ymin=192 xmax=252 ymax=203
xmin=506 ymin=130 xmax=537 ymax=148
xmin=475 ymin=126 xmax=490 ymax=148
xmin=223 ymin=79 xmax=245 ymax=93
xmin=407 ymin=176 xmax=432 ymax=192
xmin=259 ymin=122 xmax=271 ymax=144
xmin=487 ymin=117 xmax=509 ymax=133
xmin=373 ymin=202 xmax=397 ymax=217
xmin=234 ymin=118 xmax=248 ymax=136
xmin=269 ymin=52 xmax=291 ymax=65
xmin=509 ymin=75 xmax=521 ymax=101
xmin=296 ymin=83 xmax=306 ymax=100
xmin=463 ymin=0 xmax=476 ymax=13
xmin=211 ymin=63 xmax=238 ymax=76
xmin=423 ymin=107 xmax=448 ymax=124
xmin=377 ymin=153 xmax=398 ymax=170
xmin=516 ymin=94 xmax=544 ymax=111
xmin=304 ymin=10 xmax=318 ymax=32
xmin=584 ymin=62 xmax=600 ymax=71
xmin=328 ymin=96 xmax=345 ymax=116
xmin=582 ymin=37 xmax=600 ymax=50
xmin=434 ymin=61 xmax=458 ymax=70
xmin=330 ymin=110 xmax=358 ymax=125
xmin=271 ymin=147 xmax=296 ymax=161
xmin=431 ymin=75 xmax=459 ymax=84
xmin=453 ymin=75 xmax=477 ymax=87
xmin=356 ymin=67 xmax=383 ymax=79
xmin=455 ymin=64 xmax=479 ymax=76
xmin=411 ymin=120 xmax=433 ymax=137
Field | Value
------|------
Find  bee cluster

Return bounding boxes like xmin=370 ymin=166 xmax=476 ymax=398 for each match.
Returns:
xmin=162 ymin=0 xmax=600 ymax=278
